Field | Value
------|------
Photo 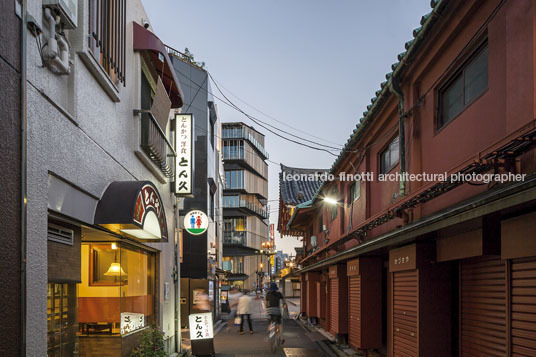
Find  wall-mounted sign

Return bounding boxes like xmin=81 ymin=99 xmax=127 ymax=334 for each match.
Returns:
xmin=189 ymin=312 xmax=214 ymax=340
xmin=270 ymin=224 xmax=274 ymax=240
xmin=184 ymin=210 xmax=208 ymax=235
xmin=175 ymin=113 xmax=194 ymax=196
xmin=120 ymin=312 xmax=144 ymax=335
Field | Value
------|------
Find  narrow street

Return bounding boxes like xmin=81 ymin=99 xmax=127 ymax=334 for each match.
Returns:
xmin=213 ymin=295 xmax=324 ymax=357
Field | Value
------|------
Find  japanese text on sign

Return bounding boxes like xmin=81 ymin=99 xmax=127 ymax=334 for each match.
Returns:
xmin=175 ymin=114 xmax=193 ymax=195
xmin=394 ymin=256 xmax=410 ymax=265
xmin=188 ymin=313 xmax=214 ymax=340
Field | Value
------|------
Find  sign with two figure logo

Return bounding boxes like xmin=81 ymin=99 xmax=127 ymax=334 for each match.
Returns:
xmin=183 ymin=210 xmax=208 ymax=235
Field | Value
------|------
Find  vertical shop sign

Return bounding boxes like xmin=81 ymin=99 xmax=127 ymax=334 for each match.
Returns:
xmin=174 ymin=113 xmax=194 ymax=196
xmin=189 ymin=312 xmax=215 ymax=355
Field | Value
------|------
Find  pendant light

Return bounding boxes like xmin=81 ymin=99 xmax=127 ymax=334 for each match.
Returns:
xmin=104 ymin=262 xmax=127 ymax=276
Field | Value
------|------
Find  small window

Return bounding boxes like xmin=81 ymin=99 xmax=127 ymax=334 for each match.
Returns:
xmin=438 ymin=44 xmax=488 ymax=129
xmin=330 ymin=188 xmax=338 ymax=221
xmin=88 ymin=0 xmax=127 ymax=85
xmin=349 ymin=181 xmax=360 ymax=202
xmin=380 ymin=135 xmax=399 ymax=174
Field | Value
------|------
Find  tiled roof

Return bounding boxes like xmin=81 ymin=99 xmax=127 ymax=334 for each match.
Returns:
xmin=311 ymin=0 xmax=449 ymax=203
xmin=279 ymin=164 xmax=328 ymax=206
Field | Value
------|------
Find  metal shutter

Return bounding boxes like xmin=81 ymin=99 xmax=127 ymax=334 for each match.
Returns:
xmin=511 ymin=258 xmax=536 ymax=357
xmin=348 ymin=276 xmax=361 ymax=349
xmin=460 ymin=256 xmax=507 ymax=356
xmin=330 ymin=278 xmax=339 ymax=335
xmin=393 ymin=270 xmax=418 ymax=357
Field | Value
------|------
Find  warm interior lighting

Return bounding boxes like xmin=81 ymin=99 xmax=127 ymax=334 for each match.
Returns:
xmin=323 ymin=197 xmax=338 ymax=205
xmin=121 ymin=211 xmax=162 ymax=239
xmin=104 ymin=262 xmax=127 ymax=276
xmin=111 ymin=242 xmax=117 ymax=250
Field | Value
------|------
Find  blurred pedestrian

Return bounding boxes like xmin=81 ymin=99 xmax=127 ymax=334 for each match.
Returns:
xmin=237 ymin=290 xmax=253 ymax=334
xmin=226 ymin=287 xmax=242 ymax=332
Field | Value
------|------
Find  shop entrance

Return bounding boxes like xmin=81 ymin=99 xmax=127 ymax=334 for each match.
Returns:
xmin=77 ymin=236 xmax=156 ymax=356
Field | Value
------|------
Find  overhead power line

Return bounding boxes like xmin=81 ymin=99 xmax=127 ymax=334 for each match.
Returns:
xmin=170 ymin=61 xmax=349 ymax=155
xmin=207 ymin=72 xmax=340 ymax=156
xmin=208 ymin=74 xmax=344 ymax=148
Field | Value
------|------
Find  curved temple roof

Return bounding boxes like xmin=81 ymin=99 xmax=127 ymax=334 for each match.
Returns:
xmin=279 ymin=164 xmax=328 ymax=206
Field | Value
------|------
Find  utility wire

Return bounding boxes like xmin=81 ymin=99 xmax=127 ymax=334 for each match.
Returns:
xmin=207 ymin=73 xmax=340 ymax=156
xmin=171 ymin=62 xmax=348 ymax=155
xmin=208 ymin=74 xmax=344 ymax=148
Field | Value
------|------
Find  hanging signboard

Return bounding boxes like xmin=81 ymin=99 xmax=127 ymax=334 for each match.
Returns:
xmin=183 ymin=210 xmax=209 ymax=235
xmin=174 ymin=113 xmax=194 ymax=196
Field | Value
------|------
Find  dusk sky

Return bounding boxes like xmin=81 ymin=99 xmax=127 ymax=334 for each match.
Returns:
xmin=142 ymin=0 xmax=432 ymax=255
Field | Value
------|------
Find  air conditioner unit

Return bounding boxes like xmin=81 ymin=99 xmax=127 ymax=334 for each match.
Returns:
xmin=310 ymin=235 xmax=317 ymax=247
xmin=43 ymin=0 xmax=78 ymax=29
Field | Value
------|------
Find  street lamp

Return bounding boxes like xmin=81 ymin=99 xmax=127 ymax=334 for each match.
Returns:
xmin=323 ymin=197 xmax=338 ymax=205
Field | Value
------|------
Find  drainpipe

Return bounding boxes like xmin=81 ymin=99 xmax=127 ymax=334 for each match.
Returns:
xmin=20 ymin=0 xmax=28 ymax=355
xmin=389 ymin=77 xmax=406 ymax=197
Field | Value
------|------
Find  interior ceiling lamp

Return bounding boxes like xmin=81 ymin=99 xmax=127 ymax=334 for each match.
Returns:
xmin=104 ymin=262 xmax=127 ymax=276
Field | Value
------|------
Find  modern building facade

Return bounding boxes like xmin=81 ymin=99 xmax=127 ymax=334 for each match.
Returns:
xmin=17 ymin=0 xmax=189 ymax=355
xmin=289 ymin=0 xmax=536 ymax=356
xmin=222 ymin=122 xmax=269 ymax=290
xmin=168 ymin=48 xmax=224 ymax=324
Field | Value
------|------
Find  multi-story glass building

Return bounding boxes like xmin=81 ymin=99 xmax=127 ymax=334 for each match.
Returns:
xmin=222 ymin=122 xmax=269 ymax=290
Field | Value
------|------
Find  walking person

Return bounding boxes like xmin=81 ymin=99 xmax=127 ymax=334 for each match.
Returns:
xmin=226 ymin=287 xmax=242 ymax=332
xmin=237 ymin=289 xmax=254 ymax=334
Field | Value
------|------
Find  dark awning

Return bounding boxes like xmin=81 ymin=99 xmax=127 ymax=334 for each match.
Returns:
xmin=226 ymin=273 xmax=249 ymax=282
xmin=223 ymin=245 xmax=260 ymax=257
xmin=94 ymin=181 xmax=168 ymax=241
xmin=133 ymin=22 xmax=184 ymax=109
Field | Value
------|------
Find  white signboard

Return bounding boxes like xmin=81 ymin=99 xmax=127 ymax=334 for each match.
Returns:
xmin=175 ymin=113 xmax=193 ymax=195
xmin=184 ymin=210 xmax=209 ymax=235
xmin=189 ymin=312 xmax=214 ymax=340
xmin=120 ymin=312 xmax=144 ymax=335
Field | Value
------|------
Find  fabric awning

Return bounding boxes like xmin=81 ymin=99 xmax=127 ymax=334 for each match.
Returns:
xmin=94 ymin=181 xmax=168 ymax=241
xmin=133 ymin=22 xmax=184 ymax=109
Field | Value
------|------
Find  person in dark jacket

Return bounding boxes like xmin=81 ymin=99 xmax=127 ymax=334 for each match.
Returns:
xmin=265 ymin=282 xmax=287 ymax=342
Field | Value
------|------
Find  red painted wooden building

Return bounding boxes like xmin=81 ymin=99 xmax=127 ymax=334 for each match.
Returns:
xmin=281 ymin=0 xmax=536 ymax=355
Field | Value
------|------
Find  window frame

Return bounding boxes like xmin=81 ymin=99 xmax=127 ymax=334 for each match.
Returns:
xmin=436 ymin=42 xmax=489 ymax=132
xmin=379 ymin=134 xmax=400 ymax=175
xmin=349 ymin=181 xmax=360 ymax=203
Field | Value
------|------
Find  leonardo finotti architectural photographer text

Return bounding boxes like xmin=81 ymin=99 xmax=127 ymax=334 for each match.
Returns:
xmin=282 ymin=171 xmax=527 ymax=184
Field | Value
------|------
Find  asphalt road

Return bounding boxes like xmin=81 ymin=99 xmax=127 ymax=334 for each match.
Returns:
xmin=213 ymin=295 xmax=324 ymax=357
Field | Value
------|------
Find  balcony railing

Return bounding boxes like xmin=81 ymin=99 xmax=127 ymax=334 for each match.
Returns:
xmin=224 ymin=231 xmax=246 ymax=246
xmin=223 ymin=230 xmax=267 ymax=247
xmin=222 ymin=199 xmax=269 ymax=219
xmin=140 ymin=112 xmax=176 ymax=177
xmin=222 ymin=129 xmax=269 ymax=159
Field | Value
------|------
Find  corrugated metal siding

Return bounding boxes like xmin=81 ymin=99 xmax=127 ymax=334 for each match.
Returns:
xmin=460 ymin=256 xmax=507 ymax=357
xmin=330 ymin=278 xmax=339 ymax=335
xmin=393 ymin=270 xmax=418 ymax=357
xmin=348 ymin=276 xmax=361 ymax=349
xmin=511 ymin=258 xmax=536 ymax=357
